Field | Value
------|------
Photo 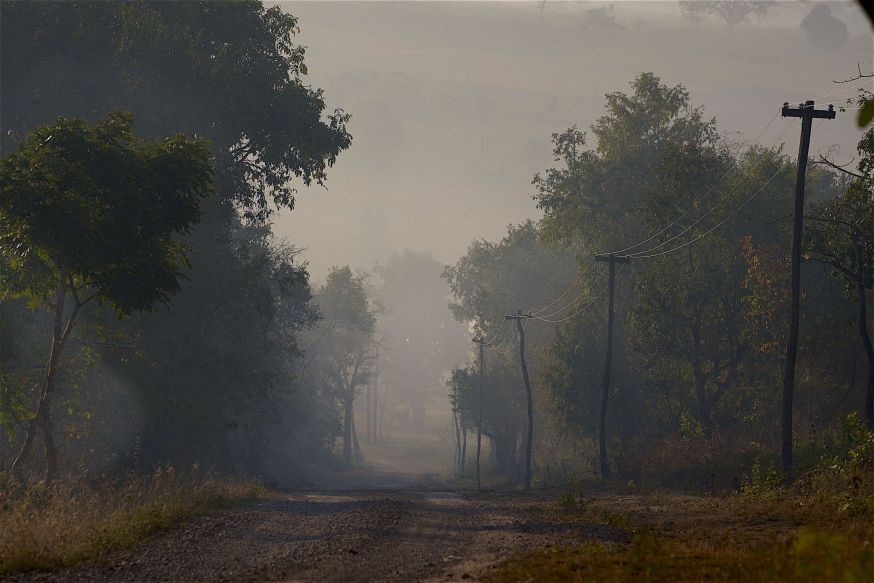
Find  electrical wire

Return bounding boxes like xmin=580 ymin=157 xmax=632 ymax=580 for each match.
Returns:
xmin=530 ymin=272 xmax=614 ymax=324
xmin=607 ymin=112 xmax=780 ymax=256
xmin=533 ymin=264 xmax=608 ymax=320
xmin=809 ymin=80 xmax=872 ymax=102
xmin=529 ymin=257 xmax=596 ymax=316
xmin=626 ymin=118 xmax=795 ymax=258
xmin=627 ymin=115 xmax=828 ymax=260
xmin=482 ymin=318 xmax=509 ymax=347
xmin=630 ymin=166 xmax=785 ymax=259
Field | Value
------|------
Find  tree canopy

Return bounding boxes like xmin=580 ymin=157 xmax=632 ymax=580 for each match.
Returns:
xmin=0 ymin=112 xmax=213 ymax=313
xmin=1 ymin=0 xmax=351 ymax=220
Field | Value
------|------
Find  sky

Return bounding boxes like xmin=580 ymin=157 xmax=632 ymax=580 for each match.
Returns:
xmin=271 ymin=1 xmax=873 ymax=280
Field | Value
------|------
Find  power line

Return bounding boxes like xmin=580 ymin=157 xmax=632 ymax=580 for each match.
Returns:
xmin=809 ymin=80 xmax=872 ymax=102
xmin=482 ymin=318 xmax=509 ymax=347
xmin=607 ymin=112 xmax=780 ymax=256
xmin=533 ymin=264 xmax=608 ymax=320
xmin=530 ymin=271 xmax=615 ymax=324
xmin=630 ymin=117 xmax=830 ymax=260
xmin=529 ymin=257 xmax=596 ymax=316
xmin=629 ymin=166 xmax=785 ymax=259
xmin=626 ymin=118 xmax=795 ymax=258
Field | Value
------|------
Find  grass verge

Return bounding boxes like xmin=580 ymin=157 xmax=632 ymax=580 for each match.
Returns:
xmin=486 ymin=427 xmax=874 ymax=582
xmin=0 ymin=466 xmax=263 ymax=574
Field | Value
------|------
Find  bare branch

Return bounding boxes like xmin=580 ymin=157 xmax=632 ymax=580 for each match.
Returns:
xmin=812 ymin=154 xmax=864 ymax=179
xmin=834 ymin=63 xmax=874 ymax=84
xmin=806 ymin=255 xmax=854 ymax=279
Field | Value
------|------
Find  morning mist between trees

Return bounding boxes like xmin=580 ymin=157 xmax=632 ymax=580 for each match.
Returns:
xmin=1 ymin=1 xmax=873 ymax=580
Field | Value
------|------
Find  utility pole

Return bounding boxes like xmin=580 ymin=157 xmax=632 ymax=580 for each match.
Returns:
xmin=472 ymin=337 xmax=487 ymax=491
xmin=594 ymin=254 xmax=631 ymax=480
xmin=505 ymin=310 xmax=533 ymax=490
xmin=780 ymin=101 xmax=835 ymax=475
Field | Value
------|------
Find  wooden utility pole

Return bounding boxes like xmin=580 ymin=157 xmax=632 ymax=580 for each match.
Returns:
xmin=780 ymin=101 xmax=835 ymax=474
xmin=506 ymin=310 xmax=534 ymax=490
xmin=473 ymin=337 xmax=487 ymax=491
xmin=594 ymin=254 xmax=631 ymax=480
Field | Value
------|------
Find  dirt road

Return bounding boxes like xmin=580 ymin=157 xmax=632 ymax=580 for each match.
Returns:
xmin=22 ymin=485 xmax=625 ymax=582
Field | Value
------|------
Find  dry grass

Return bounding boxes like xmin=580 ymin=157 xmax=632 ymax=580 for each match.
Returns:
xmin=486 ymin=494 xmax=874 ymax=582
xmin=485 ymin=527 xmax=873 ymax=582
xmin=486 ymin=430 xmax=874 ymax=582
xmin=0 ymin=466 xmax=263 ymax=574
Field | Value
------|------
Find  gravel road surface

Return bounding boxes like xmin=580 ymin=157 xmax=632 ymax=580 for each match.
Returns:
xmin=19 ymin=486 xmax=626 ymax=582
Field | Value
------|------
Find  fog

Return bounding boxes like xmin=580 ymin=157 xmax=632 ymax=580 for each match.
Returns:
xmin=3 ymin=2 xmax=874 ymax=576
xmin=274 ymin=1 xmax=871 ymax=279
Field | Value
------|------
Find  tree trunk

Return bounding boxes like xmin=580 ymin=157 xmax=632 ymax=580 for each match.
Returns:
xmin=343 ymin=394 xmax=353 ymax=464
xmin=460 ymin=423 xmax=467 ymax=473
xmin=854 ymin=239 xmax=874 ymax=428
xmin=493 ymin=432 xmax=515 ymax=474
xmin=452 ymin=410 xmax=461 ymax=471
xmin=11 ymin=267 xmax=69 ymax=486
xmin=351 ymin=408 xmax=361 ymax=462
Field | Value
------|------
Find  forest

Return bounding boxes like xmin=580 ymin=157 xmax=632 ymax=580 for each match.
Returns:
xmin=1 ymin=1 xmax=873 ymax=581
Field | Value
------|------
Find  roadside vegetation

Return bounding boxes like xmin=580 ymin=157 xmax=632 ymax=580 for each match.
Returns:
xmin=0 ymin=468 xmax=262 ymax=574
xmin=487 ymin=418 xmax=874 ymax=582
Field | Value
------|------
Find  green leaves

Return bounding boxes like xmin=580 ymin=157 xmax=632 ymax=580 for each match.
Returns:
xmin=858 ymin=100 xmax=874 ymax=128
xmin=2 ymin=1 xmax=352 ymax=221
xmin=0 ymin=112 xmax=213 ymax=315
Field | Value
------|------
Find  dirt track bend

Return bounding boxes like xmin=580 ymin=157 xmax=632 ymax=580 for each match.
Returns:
xmin=19 ymin=486 xmax=626 ymax=582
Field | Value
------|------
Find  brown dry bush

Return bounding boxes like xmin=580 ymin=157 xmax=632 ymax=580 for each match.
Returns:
xmin=0 ymin=466 xmax=262 ymax=574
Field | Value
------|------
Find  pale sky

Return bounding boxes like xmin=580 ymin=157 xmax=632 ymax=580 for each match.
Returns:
xmin=271 ymin=1 xmax=873 ymax=279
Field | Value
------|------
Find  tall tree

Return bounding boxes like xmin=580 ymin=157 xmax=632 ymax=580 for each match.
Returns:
xmin=445 ymin=221 xmax=576 ymax=480
xmin=306 ymin=267 xmax=376 ymax=464
xmin=0 ymin=113 xmax=213 ymax=484
xmin=1 ymin=0 xmax=351 ymax=220
xmin=0 ymin=1 xmax=351 ymax=478
xmin=807 ymin=129 xmax=874 ymax=427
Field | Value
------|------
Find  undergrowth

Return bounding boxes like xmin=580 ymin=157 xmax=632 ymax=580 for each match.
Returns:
xmin=491 ymin=415 xmax=874 ymax=582
xmin=0 ymin=466 xmax=263 ymax=574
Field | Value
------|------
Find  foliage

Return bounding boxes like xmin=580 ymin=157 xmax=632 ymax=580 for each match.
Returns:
xmin=678 ymin=0 xmax=775 ymax=27
xmin=0 ymin=1 xmax=348 ymax=483
xmin=444 ymin=221 xmax=577 ymax=476
xmin=1 ymin=0 xmax=351 ymax=220
xmin=0 ymin=112 xmax=212 ymax=313
xmin=303 ymin=267 xmax=377 ymax=463
xmin=0 ymin=112 xmax=213 ymax=483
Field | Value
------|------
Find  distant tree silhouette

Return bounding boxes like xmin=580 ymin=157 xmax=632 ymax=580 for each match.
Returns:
xmin=679 ymin=1 xmax=774 ymax=28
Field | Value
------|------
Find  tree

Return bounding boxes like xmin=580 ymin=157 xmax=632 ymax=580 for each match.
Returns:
xmin=306 ymin=267 xmax=376 ymax=464
xmin=1 ymin=0 xmax=351 ymax=220
xmin=535 ymin=74 xmax=730 ymax=471
xmin=807 ymin=129 xmax=874 ymax=428
xmin=444 ymin=221 xmax=577 ymax=480
xmin=679 ymin=1 xmax=774 ymax=28
xmin=532 ymin=73 xmax=845 ymax=477
xmin=0 ymin=112 xmax=213 ymax=484
xmin=1 ymin=1 xmax=351 ymax=480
